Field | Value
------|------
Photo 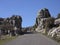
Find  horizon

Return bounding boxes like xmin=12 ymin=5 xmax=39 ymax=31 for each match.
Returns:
xmin=0 ymin=0 xmax=60 ymax=27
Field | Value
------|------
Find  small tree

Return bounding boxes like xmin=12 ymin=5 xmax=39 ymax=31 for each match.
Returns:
xmin=45 ymin=17 xmax=55 ymax=35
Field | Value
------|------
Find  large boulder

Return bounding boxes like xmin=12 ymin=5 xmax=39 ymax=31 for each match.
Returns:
xmin=48 ymin=26 xmax=60 ymax=39
xmin=36 ymin=8 xmax=51 ymax=26
xmin=35 ymin=17 xmax=55 ymax=33
xmin=54 ymin=18 xmax=60 ymax=26
xmin=35 ymin=8 xmax=54 ymax=33
xmin=37 ymin=8 xmax=51 ymax=18
xmin=36 ymin=18 xmax=47 ymax=32
xmin=9 ymin=15 xmax=22 ymax=35
xmin=10 ymin=15 xmax=22 ymax=28
xmin=0 ymin=15 xmax=22 ymax=36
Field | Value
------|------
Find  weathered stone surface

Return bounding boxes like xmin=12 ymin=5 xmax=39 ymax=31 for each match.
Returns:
xmin=35 ymin=18 xmax=54 ymax=32
xmin=35 ymin=8 xmax=58 ymax=34
xmin=10 ymin=15 xmax=22 ymax=28
xmin=36 ymin=18 xmax=48 ymax=32
xmin=48 ymin=26 xmax=60 ymax=38
xmin=9 ymin=15 xmax=22 ymax=35
xmin=0 ymin=15 xmax=22 ymax=36
xmin=54 ymin=18 xmax=60 ymax=26
xmin=48 ymin=27 xmax=56 ymax=37
xmin=36 ymin=8 xmax=51 ymax=26
xmin=37 ymin=8 xmax=51 ymax=18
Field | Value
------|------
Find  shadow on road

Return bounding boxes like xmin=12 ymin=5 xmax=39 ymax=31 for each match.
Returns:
xmin=23 ymin=32 xmax=34 ymax=34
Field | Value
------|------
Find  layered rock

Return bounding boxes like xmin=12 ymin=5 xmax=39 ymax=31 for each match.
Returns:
xmin=37 ymin=8 xmax=51 ymax=18
xmin=48 ymin=26 xmax=60 ymax=39
xmin=0 ymin=15 xmax=22 ymax=36
xmin=36 ymin=8 xmax=51 ymax=26
xmin=35 ymin=8 xmax=52 ymax=32
xmin=54 ymin=18 xmax=60 ymax=26
xmin=10 ymin=15 xmax=22 ymax=28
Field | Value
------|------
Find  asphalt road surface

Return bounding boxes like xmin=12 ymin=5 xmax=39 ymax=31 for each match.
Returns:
xmin=4 ymin=33 xmax=60 ymax=45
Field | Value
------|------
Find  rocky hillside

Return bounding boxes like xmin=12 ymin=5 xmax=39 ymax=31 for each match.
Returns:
xmin=0 ymin=15 xmax=22 ymax=38
xmin=34 ymin=8 xmax=60 ymax=42
xmin=0 ymin=8 xmax=60 ymax=42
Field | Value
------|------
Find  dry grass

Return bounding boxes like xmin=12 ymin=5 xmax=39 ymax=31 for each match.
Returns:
xmin=0 ymin=35 xmax=17 ymax=45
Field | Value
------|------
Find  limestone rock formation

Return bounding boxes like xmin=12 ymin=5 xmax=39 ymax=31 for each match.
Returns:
xmin=54 ymin=18 xmax=60 ymax=26
xmin=37 ymin=8 xmax=51 ymax=18
xmin=35 ymin=8 xmax=52 ymax=32
xmin=48 ymin=26 xmax=60 ymax=39
xmin=0 ymin=15 xmax=22 ymax=36
xmin=10 ymin=15 xmax=22 ymax=35
xmin=10 ymin=15 xmax=22 ymax=28
xmin=36 ymin=8 xmax=51 ymax=26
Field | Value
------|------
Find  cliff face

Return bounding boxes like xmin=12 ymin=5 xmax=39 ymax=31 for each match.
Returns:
xmin=37 ymin=8 xmax=51 ymax=18
xmin=36 ymin=8 xmax=51 ymax=26
xmin=0 ymin=8 xmax=60 ymax=40
xmin=1 ymin=15 xmax=22 ymax=29
xmin=10 ymin=15 xmax=22 ymax=28
xmin=34 ymin=8 xmax=60 ymax=40
xmin=0 ymin=15 xmax=22 ymax=36
xmin=35 ymin=8 xmax=52 ymax=32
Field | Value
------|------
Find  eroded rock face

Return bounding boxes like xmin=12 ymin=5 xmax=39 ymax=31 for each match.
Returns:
xmin=48 ymin=26 xmax=60 ymax=38
xmin=37 ymin=8 xmax=51 ymax=18
xmin=10 ymin=15 xmax=22 ymax=28
xmin=36 ymin=8 xmax=51 ymax=26
xmin=0 ymin=15 xmax=22 ymax=36
xmin=54 ymin=18 xmax=60 ymax=26
xmin=35 ymin=8 xmax=51 ymax=32
xmin=9 ymin=15 xmax=22 ymax=35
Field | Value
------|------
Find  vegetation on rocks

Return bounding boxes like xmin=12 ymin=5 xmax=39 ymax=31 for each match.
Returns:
xmin=34 ymin=8 xmax=60 ymax=43
xmin=0 ymin=8 xmax=60 ymax=44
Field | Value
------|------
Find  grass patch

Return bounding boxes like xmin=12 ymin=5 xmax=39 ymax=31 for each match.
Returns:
xmin=0 ymin=35 xmax=17 ymax=45
xmin=53 ymin=37 xmax=60 ymax=43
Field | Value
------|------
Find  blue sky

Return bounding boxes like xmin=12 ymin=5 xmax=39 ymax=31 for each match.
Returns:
xmin=0 ymin=0 xmax=60 ymax=27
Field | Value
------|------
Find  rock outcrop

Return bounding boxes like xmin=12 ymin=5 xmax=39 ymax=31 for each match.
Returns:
xmin=54 ymin=18 xmax=60 ymax=26
xmin=48 ymin=26 xmax=60 ymax=39
xmin=0 ymin=15 xmax=22 ymax=36
xmin=35 ymin=8 xmax=60 ymax=41
xmin=36 ymin=8 xmax=51 ymax=27
xmin=10 ymin=15 xmax=22 ymax=28
xmin=35 ymin=8 xmax=52 ymax=32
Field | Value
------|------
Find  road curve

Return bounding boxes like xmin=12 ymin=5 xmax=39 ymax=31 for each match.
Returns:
xmin=4 ymin=33 xmax=59 ymax=45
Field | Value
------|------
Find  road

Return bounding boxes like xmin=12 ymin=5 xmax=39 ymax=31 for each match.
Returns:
xmin=4 ymin=33 xmax=59 ymax=45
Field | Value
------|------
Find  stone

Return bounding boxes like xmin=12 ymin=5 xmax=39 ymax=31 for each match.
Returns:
xmin=48 ymin=26 xmax=60 ymax=38
xmin=10 ymin=15 xmax=22 ymax=28
xmin=54 ymin=18 xmax=60 ymax=26
xmin=0 ymin=15 xmax=22 ymax=36
xmin=37 ymin=8 xmax=51 ymax=18
xmin=35 ymin=17 xmax=54 ymax=33
xmin=36 ymin=8 xmax=51 ymax=26
xmin=9 ymin=15 xmax=22 ymax=35
xmin=35 ymin=8 xmax=56 ymax=34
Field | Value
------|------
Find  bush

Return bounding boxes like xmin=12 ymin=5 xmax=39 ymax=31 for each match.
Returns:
xmin=45 ymin=17 xmax=55 ymax=34
xmin=45 ymin=17 xmax=55 ymax=28
xmin=57 ymin=13 xmax=60 ymax=19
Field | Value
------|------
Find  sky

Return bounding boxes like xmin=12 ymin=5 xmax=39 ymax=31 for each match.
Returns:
xmin=0 ymin=0 xmax=60 ymax=27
